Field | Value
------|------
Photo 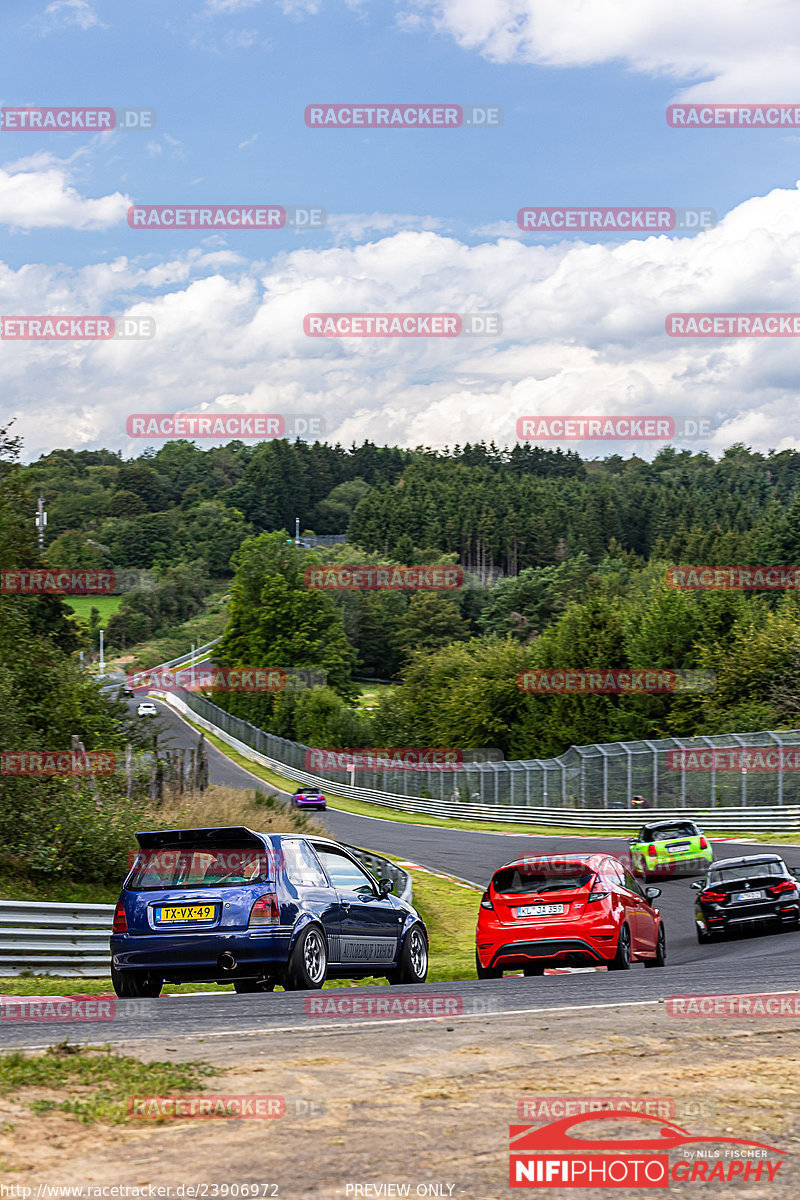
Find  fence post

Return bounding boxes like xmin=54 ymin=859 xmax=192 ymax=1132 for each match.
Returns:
xmin=626 ymin=746 xmax=632 ymax=808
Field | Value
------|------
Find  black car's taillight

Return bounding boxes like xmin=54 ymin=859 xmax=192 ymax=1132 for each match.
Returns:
xmin=480 ymin=889 xmax=494 ymax=911
xmin=700 ymin=889 xmax=726 ymax=903
xmin=768 ymin=880 xmax=797 ymax=897
xmin=112 ymin=900 xmax=128 ymax=933
xmin=249 ymin=892 xmax=279 ymax=927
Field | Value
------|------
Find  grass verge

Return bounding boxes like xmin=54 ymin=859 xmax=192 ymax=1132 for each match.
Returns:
xmin=0 ymin=1043 xmax=215 ymax=1123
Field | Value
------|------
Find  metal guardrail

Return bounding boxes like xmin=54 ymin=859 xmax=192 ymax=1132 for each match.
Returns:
xmin=157 ymin=637 xmax=222 ymax=672
xmin=0 ymin=845 xmax=410 ymax=977
xmin=0 ymin=901 xmax=116 ymax=977
xmin=157 ymin=692 xmax=800 ymax=833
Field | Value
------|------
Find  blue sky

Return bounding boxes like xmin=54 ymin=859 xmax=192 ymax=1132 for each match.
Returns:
xmin=2 ymin=0 xmax=800 ymax=460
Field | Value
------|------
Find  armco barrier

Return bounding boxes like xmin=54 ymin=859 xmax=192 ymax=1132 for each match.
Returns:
xmin=154 ymin=691 xmax=800 ymax=833
xmin=0 ymin=900 xmax=115 ymax=977
xmin=0 ymin=845 xmax=409 ymax=977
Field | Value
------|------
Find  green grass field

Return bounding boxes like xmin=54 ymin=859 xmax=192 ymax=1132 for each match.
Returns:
xmin=354 ymin=682 xmax=396 ymax=712
xmin=64 ymin=596 xmax=124 ymax=623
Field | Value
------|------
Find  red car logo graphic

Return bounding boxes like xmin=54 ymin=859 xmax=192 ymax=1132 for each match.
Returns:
xmin=510 ymin=1110 xmax=785 ymax=1155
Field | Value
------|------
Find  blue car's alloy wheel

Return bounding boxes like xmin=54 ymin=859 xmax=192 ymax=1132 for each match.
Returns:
xmin=389 ymin=923 xmax=429 ymax=985
xmin=285 ymin=923 xmax=327 ymax=990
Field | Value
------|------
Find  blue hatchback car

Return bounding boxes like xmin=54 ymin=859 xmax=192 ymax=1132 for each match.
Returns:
xmin=110 ymin=826 xmax=428 ymax=997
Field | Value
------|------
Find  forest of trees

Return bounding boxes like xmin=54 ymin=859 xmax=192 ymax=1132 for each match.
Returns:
xmin=9 ymin=432 xmax=800 ymax=763
xmin=22 ymin=439 xmax=800 ymax=585
xmin=0 ymin=426 xmax=154 ymax=881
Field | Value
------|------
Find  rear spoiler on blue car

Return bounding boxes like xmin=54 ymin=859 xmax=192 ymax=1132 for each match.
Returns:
xmin=135 ymin=826 xmax=268 ymax=849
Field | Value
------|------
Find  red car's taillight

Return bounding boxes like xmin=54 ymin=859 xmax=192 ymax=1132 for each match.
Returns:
xmin=587 ymin=891 xmax=609 ymax=902
xmin=647 ymin=846 xmax=657 ymax=857
xmin=249 ymin=892 xmax=279 ymax=927
xmin=700 ymin=889 xmax=726 ymax=903
xmin=699 ymin=837 xmax=708 ymax=850
xmin=112 ymin=900 xmax=128 ymax=933
xmin=480 ymin=890 xmax=494 ymax=911
xmin=768 ymin=880 xmax=797 ymax=897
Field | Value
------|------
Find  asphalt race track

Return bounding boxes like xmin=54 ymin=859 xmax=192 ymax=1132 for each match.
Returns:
xmin=21 ymin=693 xmax=791 ymax=1054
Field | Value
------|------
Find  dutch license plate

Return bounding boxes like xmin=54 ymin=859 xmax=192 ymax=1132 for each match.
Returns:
xmin=733 ymin=890 xmax=764 ymax=902
xmin=155 ymin=904 xmax=217 ymax=923
xmin=517 ymin=903 xmax=565 ymax=917
xmin=666 ymin=843 xmax=690 ymax=853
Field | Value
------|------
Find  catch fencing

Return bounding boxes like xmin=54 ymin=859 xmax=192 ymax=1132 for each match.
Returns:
xmin=164 ymin=691 xmax=800 ymax=831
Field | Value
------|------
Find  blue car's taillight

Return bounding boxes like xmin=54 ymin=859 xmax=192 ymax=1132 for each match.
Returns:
xmin=249 ymin=893 xmax=279 ymax=927
xmin=113 ymin=900 xmax=128 ymax=933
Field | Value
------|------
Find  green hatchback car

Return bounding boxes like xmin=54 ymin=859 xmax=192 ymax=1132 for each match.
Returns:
xmin=629 ymin=820 xmax=713 ymax=879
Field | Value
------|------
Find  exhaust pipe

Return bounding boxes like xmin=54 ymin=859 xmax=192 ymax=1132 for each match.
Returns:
xmin=218 ymin=950 xmax=237 ymax=973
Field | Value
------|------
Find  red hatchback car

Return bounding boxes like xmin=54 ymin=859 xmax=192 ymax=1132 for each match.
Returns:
xmin=475 ymin=852 xmax=666 ymax=976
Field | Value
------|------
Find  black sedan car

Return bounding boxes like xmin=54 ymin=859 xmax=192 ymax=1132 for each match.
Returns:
xmin=692 ymin=854 xmax=800 ymax=943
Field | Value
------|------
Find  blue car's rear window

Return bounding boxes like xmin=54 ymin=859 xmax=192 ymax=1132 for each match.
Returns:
xmin=128 ymin=846 xmax=271 ymax=890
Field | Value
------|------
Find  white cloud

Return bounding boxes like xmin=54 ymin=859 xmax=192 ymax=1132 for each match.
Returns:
xmin=37 ymin=0 xmax=107 ymax=33
xmin=203 ymin=0 xmax=264 ymax=12
xmin=0 ymin=153 xmax=130 ymax=230
xmin=326 ymin=211 xmax=447 ymax=243
xmin=6 ymin=184 xmax=800 ymax=460
xmin=395 ymin=0 xmax=800 ymax=100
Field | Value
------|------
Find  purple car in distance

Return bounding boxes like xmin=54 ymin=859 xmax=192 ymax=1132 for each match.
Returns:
xmin=292 ymin=787 xmax=327 ymax=811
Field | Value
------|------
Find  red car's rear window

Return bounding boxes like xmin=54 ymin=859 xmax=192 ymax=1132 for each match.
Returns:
xmin=492 ymin=866 xmax=593 ymax=894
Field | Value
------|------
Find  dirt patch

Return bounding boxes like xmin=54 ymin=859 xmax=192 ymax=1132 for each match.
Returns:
xmin=1 ymin=1004 xmax=798 ymax=1198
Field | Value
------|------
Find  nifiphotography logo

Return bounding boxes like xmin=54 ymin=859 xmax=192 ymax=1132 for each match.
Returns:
xmin=509 ymin=1110 xmax=785 ymax=1187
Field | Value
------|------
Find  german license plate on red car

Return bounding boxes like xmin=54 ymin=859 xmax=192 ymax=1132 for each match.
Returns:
xmin=516 ymin=903 xmax=565 ymax=917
